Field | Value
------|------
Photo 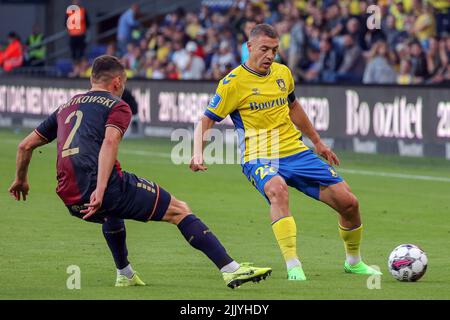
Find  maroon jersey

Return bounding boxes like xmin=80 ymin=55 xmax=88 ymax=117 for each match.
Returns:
xmin=35 ymin=91 xmax=132 ymax=205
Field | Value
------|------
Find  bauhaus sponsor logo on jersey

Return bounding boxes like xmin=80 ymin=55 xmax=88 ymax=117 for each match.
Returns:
xmin=249 ymin=97 xmax=287 ymax=111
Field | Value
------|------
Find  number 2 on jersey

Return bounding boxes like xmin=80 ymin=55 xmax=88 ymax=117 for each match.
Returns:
xmin=62 ymin=110 xmax=83 ymax=158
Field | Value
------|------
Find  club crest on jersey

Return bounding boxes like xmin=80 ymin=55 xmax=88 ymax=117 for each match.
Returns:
xmin=276 ymin=79 xmax=287 ymax=92
xmin=252 ymin=88 xmax=260 ymax=95
xmin=208 ymin=93 xmax=222 ymax=109
xmin=328 ymin=167 xmax=338 ymax=177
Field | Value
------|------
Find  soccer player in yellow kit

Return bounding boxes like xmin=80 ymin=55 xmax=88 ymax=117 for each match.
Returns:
xmin=190 ymin=24 xmax=382 ymax=280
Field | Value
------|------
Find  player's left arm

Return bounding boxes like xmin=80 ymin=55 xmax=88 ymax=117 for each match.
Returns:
xmin=284 ymin=65 xmax=339 ymax=165
xmin=288 ymin=96 xmax=340 ymax=166
xmin=9 ymin=131 xmax=49 ymax=201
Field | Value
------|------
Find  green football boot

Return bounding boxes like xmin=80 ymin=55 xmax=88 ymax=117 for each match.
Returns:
xmin=287 ymin=265 xmax=307 ymax=281
xmin=115 ymin=272 xmax=146 ymax=287
xmin=344 ymin=261 xmax=383 ymax=275
xmin=223 ymin=263 xmax=272 ymax=289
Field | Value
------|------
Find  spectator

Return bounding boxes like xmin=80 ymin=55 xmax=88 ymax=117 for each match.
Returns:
xmin=210 ymin=40 xmax=237 ymax=79
xmin=305 ymin=22 xmax=321 ymax=51
xmin=275 ymin=20 xmax=291 ymax=64
xmin=0 ymin=32 xmax=23 ymax=72
xmin=166 ymin=61 xmax=180 ymax=79
xmin=105 ymin=42 xmax=118 ymax=57
xmin=345 ymin=17 xmax=366 ymax=50
xmin=26 ymin=24 xmax=46 ymax=67
xmin=409 ymin=40 xmax=429 ymax=81
xmin=412 ymin=1 xmax=437 ymax=49
xmin=117 ymin=3 xmax=140 ymax=55
xmin=69 ymin=56 xmax=91 ymax=78
xmin=45 ymin=1 xmax=450 ymax=84
xmin=363 ymin=40 xmax=397 ymax=84
xmin=382 ymin=15 xmax=408 ymax=49
xmin=240 ymin=20 xmax=256 ymax=63
xmin=429 ymin=0 xmax=450 ymax=37
xmin=171 ymin=41 xmax=190 ymax=74
xmin=394 ymin=41 xmax=411 ymax=69
xmin=325 ymin=3 xmax=343 ymax=37
xmin=318 ymin=35 xmax=341 ymax=83
xmin=336 ymin=34 xmax=366 ymax=82
xmin=298 ymin=47 xmax=322 ymax=82
xmin=185 ymin=12 xmax=202 ymax=40
xmin=150 ymin=59 xmax=166 ymax=79
xmin=121 ymin=43 xmax=139 ymax=73
xmin=426 ymin=37 xmax=446 ymax=77
xmin=66 ymin=0 xmax=89 ymax=64
xmin=182 ymin=41 xmax=205 ymax=80
xmin=397 ymin=59 xmax=421 ymax=84
xmin=288 ymin=10 xmax=306 ymax=78
xmin=390 ymin=0 xmax=408 ymax=31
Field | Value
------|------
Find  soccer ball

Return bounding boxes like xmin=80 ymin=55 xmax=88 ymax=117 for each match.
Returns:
xmin=388 ymin=244 xmax=428 ymax=282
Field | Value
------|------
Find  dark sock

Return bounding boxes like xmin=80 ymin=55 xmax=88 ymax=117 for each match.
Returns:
xmin=177 ymin=214 xmax=233 ymax=269
xmin=102 ymin=217 xmax=129 ymax=270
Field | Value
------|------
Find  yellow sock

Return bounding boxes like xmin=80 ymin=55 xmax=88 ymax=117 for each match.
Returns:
xmin=339 ymin=224 xmax=363 ymax=265
xmin=272 ymin=216 xmax=300 ymax=269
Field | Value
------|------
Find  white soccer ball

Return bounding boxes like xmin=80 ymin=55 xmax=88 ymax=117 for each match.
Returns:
xmin=388 ymin=244 xmax=428 ymax=282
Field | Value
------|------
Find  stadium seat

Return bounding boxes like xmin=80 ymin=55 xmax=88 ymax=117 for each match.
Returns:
xmin=54 ymin=58 xmax=73 ymax=76
xmin=87 ymin=45 xmax=107 ymax=64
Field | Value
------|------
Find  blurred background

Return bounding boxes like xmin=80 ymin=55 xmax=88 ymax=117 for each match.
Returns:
xmin=0 ymin=0 xmax=449 ymax=159
xmin=0 ymin=0 xmax=449 ymax=84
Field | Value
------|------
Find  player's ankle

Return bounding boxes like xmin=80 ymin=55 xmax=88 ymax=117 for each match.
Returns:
xmin=220 ymin=261 xmax=240 ymax=273
xmin=117 ymin=264 xmax=135 ymax=279
xmin=346 ymin=255 xmax=361 ymax=266
xmin=286 ymin=258 xmax=302 ymax=270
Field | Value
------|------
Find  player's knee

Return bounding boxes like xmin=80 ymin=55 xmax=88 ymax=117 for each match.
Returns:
xmin=164 ymin=197 xmax=191 ymax=225
xmin=341 ymin=194 xmax=359 ymax=216
xmin=265 ymin=181 xmax=289 ymax=205
xmin=177 ymin=200 xmax=191 ymax=216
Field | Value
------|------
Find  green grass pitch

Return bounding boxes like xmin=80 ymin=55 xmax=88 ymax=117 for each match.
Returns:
xmin=1 ymin=129 xmax=449 ymax=299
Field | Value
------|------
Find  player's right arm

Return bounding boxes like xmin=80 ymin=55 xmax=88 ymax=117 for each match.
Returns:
xmin=190 ymin=115 xmax=215 ymax=171
xmin=81 ymin=102 xmax=131 ymax=219
xmin=9 ymin=111 xmax=57 ymax=201
xmin=81 ymin=127 xmax=122 ymax=219
xmin=190 ymin=76 xmax=239 ymax=172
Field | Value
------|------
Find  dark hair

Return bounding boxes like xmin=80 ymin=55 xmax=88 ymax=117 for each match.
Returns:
xmin=249 ymin=23 xmax=279 ymax=40
xmin=91 ymin=55 xmax=125 ymax=83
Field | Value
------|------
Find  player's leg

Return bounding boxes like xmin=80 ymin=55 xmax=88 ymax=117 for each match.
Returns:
xmin=279 ymin=150 xmax=380 ymax=275
xmin=244 ymin=161 xmax=305 ymax=280
xmin=263 ymin=176 xmax=305 ymax=280
xmin=320 ymin=181 xmax=381 ymax=275
xmin=161 ymin=196 xmax=237 ymax=271
xmin=102 ymin=217 xmax=146 ymax=286
xmin=64 ymin=204 xmax=144 ymax=286
xmin=161 ymin=195 xmax=272 ymax=288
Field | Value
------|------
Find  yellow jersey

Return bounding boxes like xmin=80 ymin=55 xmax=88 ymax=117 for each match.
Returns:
xmin=205 ymin=62 xmax=308 ymax=163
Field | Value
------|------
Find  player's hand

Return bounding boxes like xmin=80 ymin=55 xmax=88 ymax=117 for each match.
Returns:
xmin=189 ymin=155 xmax=208 ymax=172
xmin=314 ymin=140 xmax=340 ymax=166
xmin=81 ymin=188 xmax=104 ymax=220
xmin=8 ymin=180 xmax=29 ymax=201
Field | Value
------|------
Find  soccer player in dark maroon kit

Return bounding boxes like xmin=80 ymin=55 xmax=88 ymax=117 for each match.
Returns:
xmin=8 ymin=55 xmax=271 ymax=288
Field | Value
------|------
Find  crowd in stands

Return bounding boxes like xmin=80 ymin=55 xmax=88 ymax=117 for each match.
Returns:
xmin=1 ymin=0 xmax=449 ymax=85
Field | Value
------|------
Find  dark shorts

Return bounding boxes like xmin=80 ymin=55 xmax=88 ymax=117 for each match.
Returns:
xmin=67 ymin=172 xmax=171 ymax=224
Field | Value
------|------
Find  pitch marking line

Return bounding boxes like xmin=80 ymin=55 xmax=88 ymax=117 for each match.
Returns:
xmin=120 ymin=149 xmax=450 ymax=183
